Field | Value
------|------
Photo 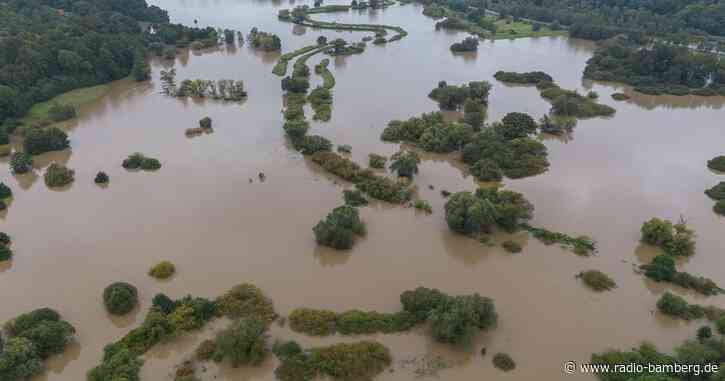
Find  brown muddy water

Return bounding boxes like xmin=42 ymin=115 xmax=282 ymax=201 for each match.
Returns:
xmin=2 ymin=0 xmax=725 ymax=380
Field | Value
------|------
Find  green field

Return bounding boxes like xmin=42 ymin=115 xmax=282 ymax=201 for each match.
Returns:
xmin=490 ymin=19 xmax=567 ymax=40
xmin=21 ymin=83 xmax=112 ymax=126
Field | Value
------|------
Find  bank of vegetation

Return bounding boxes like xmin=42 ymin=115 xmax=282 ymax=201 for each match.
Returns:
xmin=278 ymin=5 xmax=408 ymax=42
xmin=641 ymin=255 xmax=722 ymax=296
xmin=159 ymin=69 xmax=247 ymax=101
xmin=640 ymin=217 xmax=696 ymax=257
xmin=705 ymin=182 xmax=725 ymax=216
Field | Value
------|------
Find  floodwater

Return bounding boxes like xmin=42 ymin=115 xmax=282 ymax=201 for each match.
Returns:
xmin=2 ymin=0 xmax=725 ymax=380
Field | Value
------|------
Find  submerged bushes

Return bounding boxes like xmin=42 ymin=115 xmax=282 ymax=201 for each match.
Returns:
xmin=450 ymin=37 xmax=479 ymax=52
xmin=640 ymin=217 xmax=696 ymax=257
xmin=313 ymin=205 xmax=366 ymax=250
xmin=24 ymin=127 xmax=70 ymax=155
xmin=122 ymin=153 xmax=162 ymax=171
xmin=148 ymin=261 xmax=176 ymax=279
xmin=428 ymin=80 xmax=491 ymax=110
xmin=248 ymin=28 xmax=281 ymax=51
xmin=213 ymin=317 xmax=269 ymax=367
xmin=578 ymin=270 xmax=616 ymax=291
xmin=538 ymin=82 xmax=616 ymax=118
xmin=522 ymin=225 xmax=597 ymax=256
xmin=44 ymin=163 xmax=75 ymax=187
xmin=103 ymin=282 xmax=138 ymax=315
xmin=494 ymin=71 xmax=553 ymax=84
xmin=1 ymin=308 xmax=76 ymax=380
xmin=289 ymin=308 xmax=416 ymax=336
xmin=444 ymin=187 xmax=533 ymax=235
xmin=274 ymin=341 xmax=391 ymax=381
xmin=381 ymin=112 xmax=474 ymax=153
xmin=642 ymin=255 xmax=721 ymax=296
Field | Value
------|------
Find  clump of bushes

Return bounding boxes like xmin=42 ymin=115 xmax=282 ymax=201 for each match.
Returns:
xmin=450 ymin=36 xmax=479 ymax=52
xmin=297 ymin=135 xmax=332 ymax=155
xmin=707 ymin=156 xmax=725 ymax=172
xmin=274 ymin=341 xmax=391 ymax=381
xmin=103 ymin=282 xmax=138 ymax=315
xmin=282 ymin=76 xmax=310 ymax=93
xmin=429 ymin=80 xmax=491 ymax=110
xmin=414 ymin=199 xmax=432 ymax=214
xmin=48 ymin=103 xmax=77 ymax=122
xmin=493 ymin=71 xmax=553 ymax=84
xmin=492 ymin=353 xmax=516 ymax=371
xmin=444 ymin=187 xmax=533 ymax=235
xmin=640 ymin=217 xmax=696 ymax=256
xmin=289 ymin=308 xmax=339 ymax=336
xmin=0 ymin=308 xmax=76 ymax=380
xmin=216 ymin=283 xmax=277 ymax=323
xmin=470 ymin=159 xmax=502 ymax=182
xmin=199 ymin=117 xmax=212 ymax=129
xmin=311 ymin=151 xmax=361 ymax=181
xmin=611 ymin=92 xmax=630 ymax=100
xmin=44 ymin=163 xmax=75 ymax=187
xmin=313 ymin=205 xmax=366 ymax=250
xmin=578 ymin=270 xmax=617 ymax=291
xmin=337 ymin=144 xmax=351 ymax=154
xmin=343 ymin=189 xmax=368 ymax=206
xmin=714 ymin=200 xmax=725 ymax=216
xmin=382 ymin=112 xmax=474 ymax=153
xmin=213 ymin=317 xmax=269 ymax=367
xmin=248 ymin=28 xmax=281 ymax=51
xmin=10 ymin=152 xmax=33 ymax=174
xmin=539 ymin=83 xmax=616 ymax=118
xmin=122 ymin=153 xmax=162 ymax=171
xmin=657 ymin=292 xmax=704 ymax=320
xmin=705 ymin=182 xmax=725 ymax=200
xmin=641 ymin=255 xmax=721 ymax=296
xmin=501 ymin=240 xmax=522 ymax=253
xmin=368 ymin=153 xmax=387 ymax=169
xmin=148 ymin=261 xmax=176 ymax=279
xmin=24 ymin=127 xmax=70 ymax=155
xmin=308 ymin=87 xmax=333 ymax=121
xmin=195 ymin=339 xmax=217 ymax=361
xmin=0 ymin=182 xmax=12 ymax=199
xmin=390 ymin=150 xmax=420 ymax=178
xmin=0 ymin=232 xmax=12 ymax=261
xmin=94 ymin=171 xmax=109 ymax=184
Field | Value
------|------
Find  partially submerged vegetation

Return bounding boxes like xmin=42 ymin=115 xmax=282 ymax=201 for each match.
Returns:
xmin=390 ymin=150 xmax=421 ymax=178
xmin=0 ymin=232 xmax=12 ymax=261
xmin=494 ymin=71 xmax=553 ymax=85
xmin=274 ymin=340 xmax=391 ymax=381
xmin=122 ymin=153 xmax=162 ymax=171
xmin=521 ymin=225 xmax=597 ymax=256
xmin=313 ymin=205 xmax=366 ymax=250
xmin=148 ymin=261 xmax=176 ymax=279
xmin=578 ymin=270 xmax=617 ymax=291
xmin=450 ymin=36 xmax=479 ymax=52
xmin=492 ymin=353 xmax=516 ymax=371
xmin=103 ymin=282 xmax=139 ymax=315
xmin=444 ymin=187 xmax=533 ymax=235
xmin=368 ymin=154 xmax=387 ymax=169
xmin=642 ymin=255 xmax=722 ymax=296
xmin=0 ymin=308 xmax=76 ymax=380
xmin=708 ymin=156 xmax=725 ymax=172
xmin=160 ymin=69 xmax=247 ymax=101
xmin=248 ymin=28 xmax=282 ymax=51
xmin=640 ymin=217 xmax=696 ymax=257
xmin=24 ymin=127 xmax=70 ymax=155
xmin=536 ymin=81 xmax=616 ymax=118
xmin=43 ymin=163 xmax=75 ymax=188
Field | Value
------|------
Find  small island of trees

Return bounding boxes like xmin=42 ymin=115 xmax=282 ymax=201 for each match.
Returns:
xmin=450 ymin=36 xmax=479 ymax=52
xmin=640 ymin=217 xmax=696 ymax=257
xmin=313 ymin=205 xmax=366 ymax=250
xmin=248 ymin=28 xmax=282 ymax=51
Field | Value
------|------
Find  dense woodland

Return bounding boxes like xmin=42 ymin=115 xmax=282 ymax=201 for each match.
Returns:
xmin=0 ymin=0 xmax=218 ymax=125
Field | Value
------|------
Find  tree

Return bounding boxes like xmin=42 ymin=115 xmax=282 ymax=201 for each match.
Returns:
xmin=390 ymin=150 xmax=420 ymax=178
xmin=429 ymin=294 xmax=497 ymax=343
xmin=0 ymin=337 xmax=43 ymax=380
xmin=317 ymin=36 xmax=328 ymax=45
xmin=496 ymin=112 xmax=537 ymax=139
xmin=0 ymin=182 xmax=12 ymax=199
xmin=44 ymin=164 xmax=75 ymax=187
xmin=644 ymin=255 xmax=676 ymax=282
xmin=23 ymin=128 xmax=70 ymax=155
xmin=641 ymin=218 xmax=674 ymax=246
xmin=214 ymin=318 xmax=269 ymax=367
xmin=313 ymin=205 xmax=366 ymax=250
xmin=444 ymin=188 xmax=533 ymax=235
xmin=9 ymin=152 xmax=33 ymax=174
xmin=103 ymin=282 xmax=139 ymax=315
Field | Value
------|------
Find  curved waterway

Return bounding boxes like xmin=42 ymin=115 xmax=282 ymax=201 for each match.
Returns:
xmin=2 ymin=0 xmax=725 ymax=380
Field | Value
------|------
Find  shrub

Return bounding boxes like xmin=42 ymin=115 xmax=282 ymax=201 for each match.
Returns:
xmin=282 ymin=76 xmax=310 ymax=93
xmin=611 ymin=92 xmax=630 ymax=100
xmin=355 ymin=173 xmax=412 ymax=203
xmin=337 ymin=144 xmax=352 ymax=154
xmin=429 ymin=81 xmax=491 ymax=110
xmin=470 ymin=159 xmax=502 ymax=181
xmin=103 ymin=282 xmax=139 ymax=315
xmin=462 ymin=128 xmax=549 ymax=179
xmin=697 ymin=326 xmax=712 ymax=341
xmin=48 ymin=103 xmax=77 ymax=122
xmin=0 ymin=182 xmax=12 ymax=199
xmin=313 ymin=205 xmax=366 ymax=250
xmin=3 ymin=308 xmax=75 ymax=363
xmin=216 ymin=283 xmax=276 ymax=323
xmin=249 ymin=29 xmax=281 ymax=51
xmin=496 ymin=112 xmax=538 ymax=140
xmin=152 ymin=293 xmax=177 ymax=314
xmin=9 ymin=152 xmax=33 ymax=174
xmin=309 ymin=341 xmax=391 ymax=380
xmin=87 ymin=345 xmax=143 ymax=381
xmin=657 ymin=292 xmax=703 ymax=320
xmin=707 ymin=156 xmax=725 ymax=172
xmin=122 ymin=153 xmax=162 ymax=171
xmin=199 ymin=117 xmax=212 ymax=129
xmin=343 ymin=189 xmax=368 ymax=206
xmin=94 ymin=171 xmax=109 ymax=184
xmin=444 ymin=188 xmax=534 ymax=235
xmin=429 ymin=294 xmax=497 ymax=344
xmin=297 ymin=135 xmax=332 ymax=155
xmin=0 ymin=337 xmax=43 ymax=380
xmin=336 ymin=311 xmax=417 ymax=335
xmin=368 ymin=153 xmax=388 ymax=169
xmin=492 ymin=353 xmax=516 ymax=371
xmin=450 ymin=37 xmax=479 ymax=52
xmin=493 ymin=71 xmax=553 ymax=84
xmin=640 ymin=218 xmax=696 ymax=256
xmin=0 ymin=245 xmax=12 ymax=261
xmin=214 ymin=317 xmax=269 ymax=367
xmin=288 ymin=308 xmax=338 ymax=336
xmin=0 ymin=232 xmax=10 ymax=245
xmin=579 ymin=270 xmax=617 ymax=291
xmin=148 ymin=261 xmax=176 ymax=279
xmin=643 ymin=255 xmax=676 ymax=282
xmin=310 ymin=151 xmax=361 ymax=182
xmin=23 ymin=127 xmax=70 ymax=155
xmin=390 ymin=150 xmax=420 ymax=178
xmin=283 ymin=118 xmax=310 ymax=142
xmin=501 ymin=240 xmax=521 ymax=253
xmin=414 ymin=200 xmax=432 ymax=214
xmin=715 ymin=200 xmax=725 ymax=216
xmin=400 ymin=287 xmax=449 ymax=322
xmin=44 ymin=164 xmax=75 ymax=188
xmin=706 ymin=182 xmax=725 ymax=200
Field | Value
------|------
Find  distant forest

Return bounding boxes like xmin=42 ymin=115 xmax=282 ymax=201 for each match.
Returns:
xmin=0 ymin=0 xmax=217 ymax=125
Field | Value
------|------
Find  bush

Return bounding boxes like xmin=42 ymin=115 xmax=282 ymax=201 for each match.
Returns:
xmin=9 ymin=152 xmax=33 ymax=174
xmin=355 ymin=172 xmax=412 ymax=203
xmin=715 ymin=200 xmax=725 ymax=216
xmin=429 ymin=81 xmax=491 ymax=110
xmin=579 ymin=270 xmax=616 ymax=291
xmin=707 ymin=156 xmax=725 ymax=172
xmin=414 ymin=200 xmax=432 ymax=214
xmin=657 ymin=292 xmax=703 ymax=320
xmin=0 ymin=245 xmax=13 ymax=261
xmin=148 ymin=261 xmax=176 ymax=279
xmin=152 ymin=293 xmax=177 ymax=314
xmin=310 ymin=152 xmax=361 ymax=182
xmin=199 ymin=117 xmax=212 ymax=129
xmin=343 ymin=189 xmax=368 ymax=206
xmin=122 ymin=153 xmax=162 ymax=171
xmin=297 ymin=135 xmax=332 ymax=155
xmin=288 ymin=308 xmax=338 ymax=336
xmin=103 ymin=282 xmax=139 ymax=315
xmin=23 ymin=127 xmax=70 ymax=155
xmin=214 ymin=318 xmax=269 ymax=367
xmin=640 ymin=218 xmax=696 ymax=256
xmin=0 ymin=337 xmax=43 ymax=380
xmin=400 ymin=287 xmax=449 ymax=322
xmin=501 ymin=240 xmax=521 ymax=253
xmin=273 ymin=340 xmax=303 ymax=360
xmin=496 ymin=112 xmax=538 ymax=140
xmin=450 ymin=36 xmax=479 ymax=52
xmin=48 ymin=103 xmax=77 ymax=122
xmin=3 ymin=308 xmax=75 ymax=363
xmin=216 ymin=283 xmax=276 ymax=323
xmin=0 ymin=182 xmax=12 ymax=199
xmin=697 ymin=326 xmax=712 ymax=341
xmin=282 ymin=76 xmax=310 ymax=93
xmin=470 ymin=159 xmax=502 ymax=181
xmin=308 ymin=341 xmax=391 ymax=380
xmin=368 ymin=154 xmax=386 ymax=169
xmin=87 ymin=345 xmax=143 ymax=381
xmin=43 ymin=163 xmax=75 ymax=187
xmin=611 ymin=92 xmax=630 ymax=100
xmin=337 ymin=144 xmax=352 ymax=154
xmin=462 ymin=128 xmax=548 ymax=179
xmin=444 ymin=188 xmax=534 ymax=235
xmin=643 ymin=255 xmax=676 ymax=282
xmin=249 ymin=29 xmax=281 ymax=51
xmin=390 ymin=150 xmax=420 ymax=178
xmin=492 ymin=353 xmax=516 ymax=371
xmin=705 ymin=182 xmax=725 ymax=200
xmin=313 ymin=205 xmax=366 ymax=250
xmin=0 ymin=232 xmax=10 ymax=246
xmin=94 ymin=171 xmax=109 ymax=184
xmin=493 ymin=71 xmax=553 ymax=84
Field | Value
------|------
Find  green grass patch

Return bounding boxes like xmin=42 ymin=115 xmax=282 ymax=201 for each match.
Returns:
xmin=22 ymin=83 xmax=112 ymax=127
xmin=490 ymin=19 xmax=567 ymax=40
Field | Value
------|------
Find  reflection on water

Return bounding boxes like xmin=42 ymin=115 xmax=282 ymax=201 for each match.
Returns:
xmin=1 ymin=1 xmax=725 ymax=381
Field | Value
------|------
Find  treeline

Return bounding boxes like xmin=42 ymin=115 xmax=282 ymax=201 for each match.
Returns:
xmin=0 ymin=0 xmax=218 ymax=125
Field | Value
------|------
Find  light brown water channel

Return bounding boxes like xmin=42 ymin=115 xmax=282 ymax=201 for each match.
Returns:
xmin=2 ymin=0 xmax=725 ymax=380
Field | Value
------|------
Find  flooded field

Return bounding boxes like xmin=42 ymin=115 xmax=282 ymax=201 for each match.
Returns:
xmin=2 ymin=0 xmax=725 ymax=380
